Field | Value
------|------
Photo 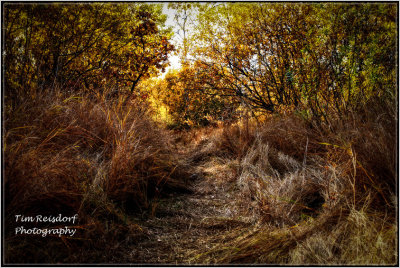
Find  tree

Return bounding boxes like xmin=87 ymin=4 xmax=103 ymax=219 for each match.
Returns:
xmin=158 ymin=64 xmax=238 ymax=128
xmin=190 ymin=3 xmax=397 ymax=124
xmin=167 ymin=2 xmax=196 ymax=64
xmin=3 ymin=3 xmax=174 ymax=107
xmin=191 ymin=3 xmax=312 ymax=113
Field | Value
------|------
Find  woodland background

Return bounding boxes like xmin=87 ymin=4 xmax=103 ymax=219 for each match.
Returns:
xmin=3 ymin=2 xmax=397 ymax=264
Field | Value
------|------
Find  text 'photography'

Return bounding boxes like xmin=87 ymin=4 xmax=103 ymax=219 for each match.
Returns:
xmin=2 ymin=2 xmax=398 ymax=265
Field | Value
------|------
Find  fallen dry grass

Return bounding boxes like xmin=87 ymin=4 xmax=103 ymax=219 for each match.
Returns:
xmin=3 ymin=89 xmax=397 ymax=264
xmin=187 ymin=109 xmax=397 ymax=265
xmin=4 ymin=89 xmax=191 ymax=263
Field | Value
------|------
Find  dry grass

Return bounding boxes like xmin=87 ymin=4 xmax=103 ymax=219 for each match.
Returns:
xmin=3 ymin=86 xmax=396 ymax=264
xmin=191 ymin=109 xmax=397 ymax=265
xmin=290 ymin=208 xmax=397 ymax=265
xmin=4 ymin=89 xmax=190 ymax=263
xmin=181 ymin=121 xmax=257 ymax=165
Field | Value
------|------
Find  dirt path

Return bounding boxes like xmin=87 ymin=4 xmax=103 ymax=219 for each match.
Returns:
xmin=124 ymin=143 xmax=260 ymax=264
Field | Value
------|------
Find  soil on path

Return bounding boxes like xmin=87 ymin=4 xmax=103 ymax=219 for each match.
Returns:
xmin=124 ymin=138 xmax=260 ymax=264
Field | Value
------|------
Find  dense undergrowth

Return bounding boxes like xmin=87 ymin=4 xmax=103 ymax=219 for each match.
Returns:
xmin=3 ymin=88 xmax=397 ymax=265
xmin=182 ymin=99 xmax=397 ymax=265
xmin=3 ymin=2 xmax=397 ymax=265
xmin=4 ymin=89 xmax=191 ymax=263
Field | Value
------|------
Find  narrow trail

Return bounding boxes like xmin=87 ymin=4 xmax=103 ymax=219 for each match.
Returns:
xmin=124 ymin=136 xmax=260 ymax=264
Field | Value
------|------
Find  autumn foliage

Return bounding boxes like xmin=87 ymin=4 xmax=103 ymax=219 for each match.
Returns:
xmin=4 ymin=3 xmax=174 ymax=107
xmin=160 ymin=3 xmax=396 ymax=128
xmin=2 ymin=2 xmax=397 ymax=265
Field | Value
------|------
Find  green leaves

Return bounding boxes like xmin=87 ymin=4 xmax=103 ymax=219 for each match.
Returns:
xmin=186 ymin=3 xmax=396 ymax=123
xmin=4 ymin=3 xmax=174 ymax=106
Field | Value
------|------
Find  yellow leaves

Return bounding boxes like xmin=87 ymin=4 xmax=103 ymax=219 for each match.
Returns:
xmin=4 ymin=3 xmax=174 ymax=98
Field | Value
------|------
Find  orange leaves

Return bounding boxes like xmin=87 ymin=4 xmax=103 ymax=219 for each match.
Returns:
xmin=4 ymin=3 xmax=175 ymax=101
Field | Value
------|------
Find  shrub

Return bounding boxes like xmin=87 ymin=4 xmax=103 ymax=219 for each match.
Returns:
xmin=195 ymin=109 xmax=397 ymax=265
xmin=4 ymin=88 xmax=190 ymax=263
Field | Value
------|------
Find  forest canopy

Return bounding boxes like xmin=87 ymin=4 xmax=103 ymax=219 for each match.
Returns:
xmin=3 ymin=2 xmax=397 ymax=128
xmin=3 ymin=2 xmax=397 ymax=264
xmin=154 ymin=3 xmax=397 ymax=127
xmin=4 ymin=3 xmax=174 ymax=107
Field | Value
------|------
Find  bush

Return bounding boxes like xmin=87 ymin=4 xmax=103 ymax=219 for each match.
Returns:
xmin=194 ymin=108 xmax=397 ymax=265
xmin=4 ymin=88 xmax=190 ymax=263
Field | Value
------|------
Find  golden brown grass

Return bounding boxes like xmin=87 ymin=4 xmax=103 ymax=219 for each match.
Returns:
xmin=190 ymin=107 xmax=397 ymax=265
xmin=3 ymin=87 xmax=396 ymax=264
xmin=4 ymin=89 xmax=190 ymax=263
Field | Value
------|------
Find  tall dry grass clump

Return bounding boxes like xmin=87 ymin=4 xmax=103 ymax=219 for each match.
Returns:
xmin=4 ymin=88 xmax=190 ymax=263
xmin=184 ymin=121 xmax=257 ymax=164
xmin=196 ymin=103 xmax=397 ymax=264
